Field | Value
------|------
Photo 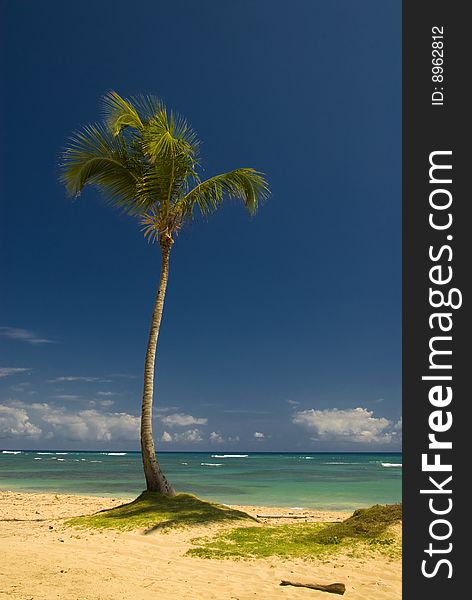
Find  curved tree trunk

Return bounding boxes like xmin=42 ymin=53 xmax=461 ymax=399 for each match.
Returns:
xmin=140 ymin=235 xmax=176 ymax=495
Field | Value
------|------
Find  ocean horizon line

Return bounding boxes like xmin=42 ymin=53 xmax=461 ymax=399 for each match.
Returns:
xmin=2 ymin=449 xmax=402 ymax=454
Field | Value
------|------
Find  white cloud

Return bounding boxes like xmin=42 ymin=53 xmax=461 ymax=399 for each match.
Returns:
xmin=0 ymin=405 xmax=42 ymax=437
xmin=0 ymin=368 xmax=31 ymax=378
xmin=207 ymin=432 xmax=240 ymax=444
xmin=159 ymin=429 xmax=203 ymax=443
xmin=29 ymin=402 xmax=49 ymax=410
xmin=286 ymin=399 xmax=300 ymax=406
xmin=40 ymin=407 xmax=139 ymax=442
xmin=161 ymin=431 xmax=173 ymax=442
xmin=97 ymin=391 xmax=114 ymax=397
xmin=0 ymin=327 xmax=53 ymax=345
xmin=175 ymin=429 xmax=203 ymax=442
xmin=292 ymin=407 xmax=396 ymax=444
xmin=253 ymin=431 xmax=265 ymax=439
xmin=161 ymin=412 xmax=208 ymax=427
xmin=0 ymin=401 xmax=139 ymax=443
xmin=99 ymin=399 xmax=114 ymax=407
xmin=54 ymin=394 xmax=82 ymax=401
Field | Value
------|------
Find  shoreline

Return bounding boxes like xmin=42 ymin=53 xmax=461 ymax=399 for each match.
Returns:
xmin=0 ymin=487 xmax=357 ymax=514
xmin=0 ymin=490 xmax=352 ymax=523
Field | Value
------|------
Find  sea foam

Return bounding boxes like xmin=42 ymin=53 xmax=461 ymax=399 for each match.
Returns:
xmin=211 ymin=454 xmax=248 ymax=458
xmin=381 ymin=463 xmax=402 ymax=468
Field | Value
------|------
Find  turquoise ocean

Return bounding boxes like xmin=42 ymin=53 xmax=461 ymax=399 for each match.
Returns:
xmin=0 ymin=451 xmax=402 ymax=510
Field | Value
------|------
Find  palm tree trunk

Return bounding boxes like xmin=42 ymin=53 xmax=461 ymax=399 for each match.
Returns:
xmin=140 ymin=234 xmax=176 ymax=495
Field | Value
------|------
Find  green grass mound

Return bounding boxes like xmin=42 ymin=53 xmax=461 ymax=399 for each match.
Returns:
xmin=188 ymin=503 xmax=402 ymax=560
xmin=321 ymin=503 xmax=402 ymax=543
xmin=67 ymin=491 xmax=255 ymax=532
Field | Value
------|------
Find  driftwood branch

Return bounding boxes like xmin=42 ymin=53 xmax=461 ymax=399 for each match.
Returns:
xmin=280 ymin=580 xmax=345 ymax=595
xmin=256 ymin=514 xmax=308 ymax=519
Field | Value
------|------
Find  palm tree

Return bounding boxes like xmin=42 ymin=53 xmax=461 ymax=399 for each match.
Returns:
xmin=60 ymin=91 xmax=270 ymax=495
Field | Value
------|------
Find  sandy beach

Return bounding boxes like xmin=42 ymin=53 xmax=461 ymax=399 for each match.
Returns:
xmin=0 ymin=491 xmax=401 ymax=600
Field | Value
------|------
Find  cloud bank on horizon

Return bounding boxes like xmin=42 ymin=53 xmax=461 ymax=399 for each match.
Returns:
xmin=0 ymin=331 xmax=401 ymax=451
xmin=0 ymin=393 xmax=402 ymax=451
xmin=292 ymin=407 xmax=402 ymax=445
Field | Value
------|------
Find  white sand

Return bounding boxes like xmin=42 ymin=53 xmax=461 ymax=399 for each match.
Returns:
xmin=0 ymin=491 xmax=401 ymax=599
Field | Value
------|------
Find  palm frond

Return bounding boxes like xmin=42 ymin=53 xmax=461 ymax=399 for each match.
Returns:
xmin=174 ymin=168 xmax=270 ymax=219
xmin=60 ymin=92 xmax=271 ymax=233
xmin=140 ymin=207 xmax=182 ymax=244
xmin=138 ymin=158 xmax=199 ymax=212
xmin=140 ymin=106 xmax=200 ymax=210
xmin=140 ymin=208 xmax=161 ymax=243
xmin=102 ymin=91 xmax=144 ymax=136
xmin=59 ymin=123 xmax=146 ymax=214
xmin=129 ymin=94 xmax=165 ymax=123
xmin=143 ymin=106 xmax=199 ymax=163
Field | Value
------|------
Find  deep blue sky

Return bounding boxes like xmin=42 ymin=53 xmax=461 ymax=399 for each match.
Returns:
xmin=0 ymin=0 xmax=401 ymax=451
